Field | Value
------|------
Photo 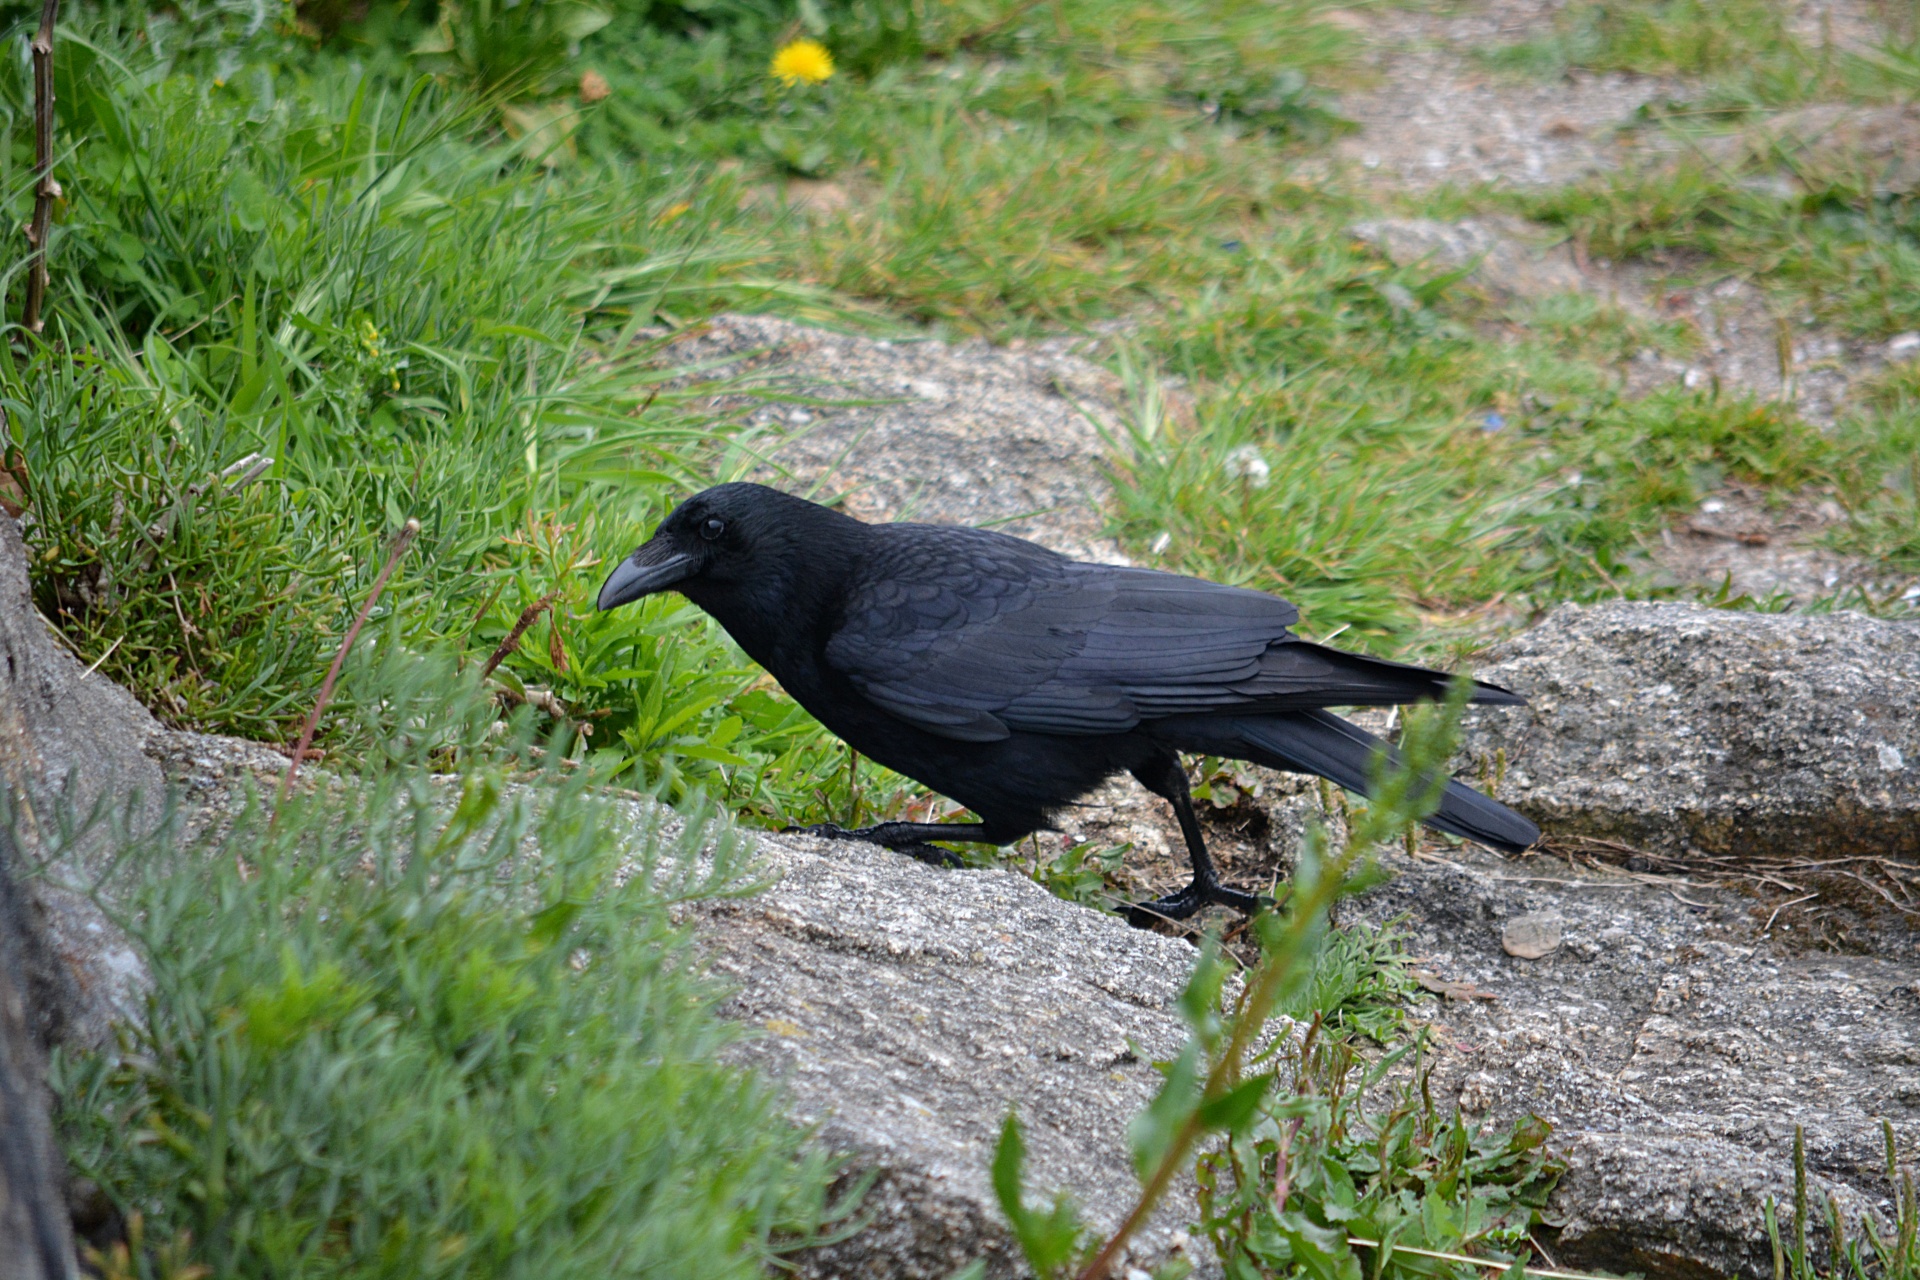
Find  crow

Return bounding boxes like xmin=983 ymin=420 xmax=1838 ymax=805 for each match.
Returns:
xmin=598 ymin=483 xmax=1538 ymax=924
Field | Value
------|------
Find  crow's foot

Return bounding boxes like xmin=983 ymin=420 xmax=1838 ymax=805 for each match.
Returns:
xmin=1124 ymin=879 xmax=1266 ymax=929
xmin=781 ymin=822 xmax=966 ymax=868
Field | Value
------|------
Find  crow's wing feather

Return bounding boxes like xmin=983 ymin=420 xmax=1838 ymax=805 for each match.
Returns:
xmin=824 ymin=524 xmax=1309 ymax=740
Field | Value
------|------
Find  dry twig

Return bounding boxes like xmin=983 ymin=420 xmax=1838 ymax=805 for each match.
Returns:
xmin=1548 ymin=833 xmax=1920 ymax=924
xmin=479 ymin=590 xmax=559 ymax=680
xmin=20 ymin=0 xmax=60 ymax=334
xmin=1764 ymin=894 xmax=1820 ymax=934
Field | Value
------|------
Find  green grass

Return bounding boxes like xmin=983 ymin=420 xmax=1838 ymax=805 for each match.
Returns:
xmin=1768 ymin=1122 xmax=1919 ymax=1280
xmin=0 ymin=12 xmax=922 ymax=824
xmin=1524 ymin=160 xmax=1920 ymax=337
xmin=1482 ymin=0 xmax=1920 ymax=113
xmin=1485 ymin=0 xmax=1809 ymax=82
xmin=50 ymin=654 xmax=846 ymax=1278
xmin=729 ymin=40 xmax=1909 ymax=647
xmin=18 ymin=0 xmax=1910 ymax=775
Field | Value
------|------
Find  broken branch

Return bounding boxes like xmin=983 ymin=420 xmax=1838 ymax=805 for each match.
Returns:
xmin=478 ymin=590 xmax=559 ymax=680
xmin=21 ymin=0 xmax=61 ymax=335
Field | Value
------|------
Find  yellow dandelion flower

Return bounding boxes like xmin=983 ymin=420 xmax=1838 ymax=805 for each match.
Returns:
xmin=770 ymin=39 xmax=834 ymax=86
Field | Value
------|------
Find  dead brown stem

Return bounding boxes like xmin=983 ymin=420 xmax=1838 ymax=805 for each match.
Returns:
xmin=21 ymin=0 xmax=61 ymax=334
xmin=479 ymin=591 xmax=559 ymax=680
xmin=276 ymin=519 xmax=421 ymax=807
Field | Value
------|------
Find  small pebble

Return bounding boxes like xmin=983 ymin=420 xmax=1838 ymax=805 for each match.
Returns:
xmin=1502 ymin=911 xmax=1564 ymax=960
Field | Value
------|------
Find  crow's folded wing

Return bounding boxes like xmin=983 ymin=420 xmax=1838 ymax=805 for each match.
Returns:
xmin=823 ymin=524 xmax=1329 ymax=741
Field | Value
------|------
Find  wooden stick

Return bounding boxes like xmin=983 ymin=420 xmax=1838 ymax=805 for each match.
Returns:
xmin=21 ymin=0 xmax=61 ymax=334
xmin=478 ymin=590 xmax=559 ymax=680
xmin=276 ymin=519 xmax=420 ymax=806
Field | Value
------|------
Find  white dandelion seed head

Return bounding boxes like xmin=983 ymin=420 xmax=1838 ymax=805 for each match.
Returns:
xmin=1225 ymin=444 xmax=1270 ymax=488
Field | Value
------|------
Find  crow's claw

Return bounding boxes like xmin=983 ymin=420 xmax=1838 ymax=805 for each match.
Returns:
xmin=892 ymin=842 xmax=967 ymax=869
xmin=1124 ymin=880 xmax=1268 ymax=929
xmin=781 ymin=822 xmax=965 ymax=868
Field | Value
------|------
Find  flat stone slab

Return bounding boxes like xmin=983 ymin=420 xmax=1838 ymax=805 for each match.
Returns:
xmin=673 ymin=312 xmax=1125 ymax=561
xmin=1457 ymin=601 xmax=1920 ymax=860
xmin=1349 ymin=216 xmax=1593 ymax=303
xmin=1343 ymin=841 xmax=1909 ymax=1280
xmin=684 ymin=824 xmax=1206 ymax=1279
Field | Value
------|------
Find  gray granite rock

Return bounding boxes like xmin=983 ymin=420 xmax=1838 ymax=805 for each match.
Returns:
xmin=1457 ymin=601 xmax=1920 ymax=860
xmin=1348 ymin=217 xmax=1595 ymax=305
xmin=0 ymin=509 xmax=141 ymax=1278
xmin=1 ymin=828 xmax=80 ymax=1280
xmin=0 ymin=514 xmax=164 ymax=1050
xmin=0 ymin=514 xmax=165 ymax=849
xmin=68 ymin=717 xmax=1920 ymax=1280
xmin=129 ymin=740 xmax=1218 ymax=1279
xmin=1342 ymin=840 xmax=1910 ymax=1280
xmin=673 ymin=312 xmax=1127 ymax=561
xmin=21 ymin=504 xmax=1919 ymax=1280
xmin=686 ymin=823 xmax=1207 ymax=1280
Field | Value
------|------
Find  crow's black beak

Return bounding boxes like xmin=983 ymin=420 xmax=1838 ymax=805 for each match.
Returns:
xmin=596 ymin=544 xmax=698 ymax=610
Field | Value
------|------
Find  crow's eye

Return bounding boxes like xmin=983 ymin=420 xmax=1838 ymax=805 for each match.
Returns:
xmin=699 ymin=517 xmax=726 ymax=542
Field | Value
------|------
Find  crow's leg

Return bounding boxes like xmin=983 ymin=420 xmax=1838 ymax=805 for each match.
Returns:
xmin=782 ymin=820 xmax=1000 ymax=869
xmin=1124 ymin=752 xmax=1265 ymax=927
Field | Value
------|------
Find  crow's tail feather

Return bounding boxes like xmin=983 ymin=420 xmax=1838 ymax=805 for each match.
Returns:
xmin=1182 ymin=709 xmax=1539 ymax=854
xmin=1284 ymin=643 xmax=1528 ymax=709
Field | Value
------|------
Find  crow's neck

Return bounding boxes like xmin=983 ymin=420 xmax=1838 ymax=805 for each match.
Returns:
xmin=684 ymin=526 xmax=866 ymax=681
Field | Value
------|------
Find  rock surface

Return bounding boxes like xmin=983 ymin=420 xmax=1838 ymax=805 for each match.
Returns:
xmin=0 ymin=509 xmax=168 ymax=1280
xmin=15 ymin=542 xmax=1920 ymax=1280
xmin=0 ymin=515 xmax=165 ymax=852
xmin=1 ymin=828 xmax=80 ymax=1280
xmin=689 ymin=825 xmax=1205 ymax=1280
xmin=1009 ymin=595 xmax=1920 ymax=1280
xmin=1341 ymin=838 xmax=1910 ymax=1280
xmin=1349 ymin=217 xmax=1594 ymax=304
xmin=0 ymin=514 xmax=161 ymax=1051
xmin=1456 ymin=601 xmax=1920 ymax=861
xmin=672 ymin=312 xmax=1126 ymax=560
xmin=139 ymin=736 xmax=1218 ymax=1280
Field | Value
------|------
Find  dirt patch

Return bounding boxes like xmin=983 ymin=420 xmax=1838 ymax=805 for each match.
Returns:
xmin=1327 ymin=57 xmax=1668 ymax=189
xmin=1320 ymin=0 xmax=1904 ymax=424
xmin=1645 ymin=482 xmax=1918 ymax=603
xmin=1314 ymin=0 xmax=1676 ymax=189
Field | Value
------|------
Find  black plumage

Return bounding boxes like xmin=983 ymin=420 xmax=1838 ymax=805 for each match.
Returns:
xmin=598 ymin=483 xmax=1538 ymax=923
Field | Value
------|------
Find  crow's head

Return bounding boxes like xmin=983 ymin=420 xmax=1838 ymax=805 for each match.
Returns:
xmin=596 ymin=482 xmax=854 ymax=614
